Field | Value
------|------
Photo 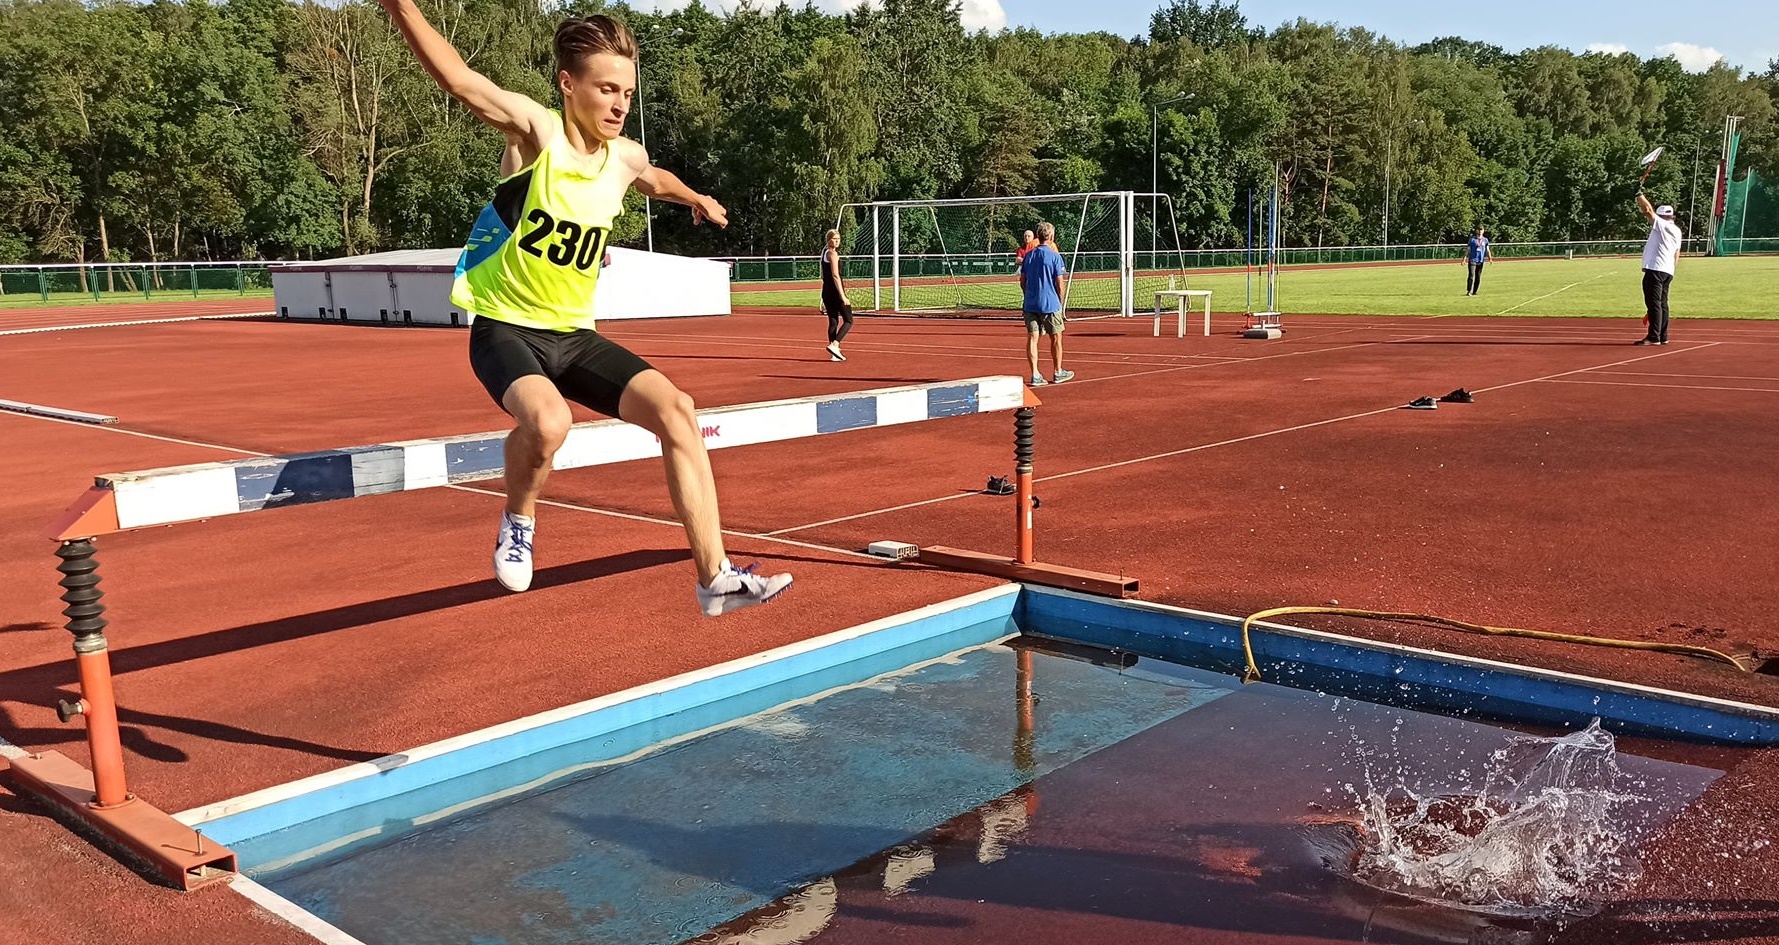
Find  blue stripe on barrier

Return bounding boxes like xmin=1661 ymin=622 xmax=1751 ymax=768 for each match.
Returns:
xmin=234 ymin=452 xmax=360 ymax=512
xmin=926 ymin=383 xmax=979 ymax=418
xmin=444 ymin=437 xmax=506 ymax=481
xmin=815 ymin=395 xmax=878 ymax=434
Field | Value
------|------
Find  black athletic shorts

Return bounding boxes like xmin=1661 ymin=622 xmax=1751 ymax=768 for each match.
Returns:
xmin=468 ymin=316 xmax=653 ymax=419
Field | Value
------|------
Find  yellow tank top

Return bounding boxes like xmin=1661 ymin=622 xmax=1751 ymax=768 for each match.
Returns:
xmin=451 ymin=112 xmax=628 ymax=332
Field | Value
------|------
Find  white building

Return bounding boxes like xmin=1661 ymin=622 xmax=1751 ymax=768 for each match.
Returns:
xmin=270 ymin=247 xmax=731 ymax=326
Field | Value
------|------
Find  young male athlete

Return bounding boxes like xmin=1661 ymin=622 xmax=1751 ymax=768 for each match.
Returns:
xmin=377 ymin=2 xmax=791 ymax=615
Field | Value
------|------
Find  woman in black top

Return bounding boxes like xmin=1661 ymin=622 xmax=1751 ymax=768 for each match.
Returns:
xmin=821 ymin=229 xmax=853 ymax=361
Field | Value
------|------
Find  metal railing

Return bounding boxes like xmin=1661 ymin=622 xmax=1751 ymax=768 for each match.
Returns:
xmin=4 ymin=236 xmax=1761 ymax=305
xmin=0 ymin=262 xmax=273 ymax=305
xmin=717 ymin=238 xmax=1733 ymax=283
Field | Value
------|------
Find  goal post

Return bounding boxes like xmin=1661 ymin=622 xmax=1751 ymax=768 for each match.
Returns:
xmin=833 ymin=192 xmax=1190 ymax=319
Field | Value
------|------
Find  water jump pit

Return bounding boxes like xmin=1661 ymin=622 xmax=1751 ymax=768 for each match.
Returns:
xmin=180 ymin=586 xmax=1777 ymax=945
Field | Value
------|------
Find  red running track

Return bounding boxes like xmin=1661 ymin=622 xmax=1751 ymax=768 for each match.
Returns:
xmin=4 ymin=309 xmax=1779 ymax=943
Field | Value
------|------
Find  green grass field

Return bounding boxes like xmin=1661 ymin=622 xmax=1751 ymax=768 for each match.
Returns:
xmin=740 ymin=255 xmax=1778 ymax=319
xmin=0 ymin=287 xmax=274 ymax=310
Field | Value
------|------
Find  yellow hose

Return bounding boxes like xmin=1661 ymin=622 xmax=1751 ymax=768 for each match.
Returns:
xmin=1239 ymin=606 xmax=1748 ymax=683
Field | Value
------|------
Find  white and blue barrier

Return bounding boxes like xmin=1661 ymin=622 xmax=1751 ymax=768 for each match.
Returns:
xmin=52 ymin=376 xmax=1027 ymax=536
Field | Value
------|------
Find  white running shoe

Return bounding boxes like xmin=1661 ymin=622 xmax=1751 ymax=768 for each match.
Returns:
xmin=697 ymin=559 xmax=793 ymax=616
xmin=827 ymin=341 xmax=846 ymax=362
xmin=493 ymin=511 xmax=535 ymax=592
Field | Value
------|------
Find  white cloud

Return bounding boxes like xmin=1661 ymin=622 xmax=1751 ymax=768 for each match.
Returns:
xmin=1586 ymin=43 xmax=1631 ymax=56
xmin=957 ymin=0 xmax=1007 ymax=31
xmin=1657 ymin=42 xmax=1725 ymax=72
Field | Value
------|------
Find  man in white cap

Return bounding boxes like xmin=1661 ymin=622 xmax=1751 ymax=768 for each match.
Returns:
xmin=1635 ymin=193 xmax=1682 ymax=345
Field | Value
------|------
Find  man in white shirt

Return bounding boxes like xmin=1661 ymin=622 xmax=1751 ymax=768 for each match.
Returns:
xmin=1635 ymin=195 xmax=1682 ymax=345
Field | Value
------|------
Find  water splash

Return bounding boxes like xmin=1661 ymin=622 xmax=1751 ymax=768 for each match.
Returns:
xmin=1332 ymin=719 xmax=1649 ymax=919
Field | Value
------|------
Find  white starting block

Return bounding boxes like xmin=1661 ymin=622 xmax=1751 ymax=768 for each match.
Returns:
xmin=1153 ymin=290 xmax=1213 ymax=338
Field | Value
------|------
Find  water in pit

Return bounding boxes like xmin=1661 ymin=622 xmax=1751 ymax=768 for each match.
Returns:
xmin=252 ymin=640 xmax=1723 ymax=945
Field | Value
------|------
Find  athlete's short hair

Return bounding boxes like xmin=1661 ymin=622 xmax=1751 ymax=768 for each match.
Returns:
xmin=1036 ymin=222 xmax=1055 ymax=243
xmin=555 ymin=15 xmax=638 ymax=77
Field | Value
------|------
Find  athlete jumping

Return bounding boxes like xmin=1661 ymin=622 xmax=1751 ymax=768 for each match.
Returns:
xmin=376 ymin=2 xmax=791 ymax=615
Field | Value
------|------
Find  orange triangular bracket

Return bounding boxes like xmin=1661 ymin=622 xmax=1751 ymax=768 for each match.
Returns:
xmin=45 ymin=487 xmax=119 ymax=541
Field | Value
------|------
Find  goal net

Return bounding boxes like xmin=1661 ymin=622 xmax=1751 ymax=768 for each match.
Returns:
xmin=832 ymin=192 xmax=1190 ymax=318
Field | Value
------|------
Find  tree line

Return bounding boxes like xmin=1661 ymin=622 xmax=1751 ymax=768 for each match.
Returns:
xmin=1 ymin=0 xmax=1774 ymax=266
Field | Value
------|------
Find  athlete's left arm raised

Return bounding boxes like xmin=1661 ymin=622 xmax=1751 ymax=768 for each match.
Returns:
xmin=620 ymin=140 xmax=728 ymax=227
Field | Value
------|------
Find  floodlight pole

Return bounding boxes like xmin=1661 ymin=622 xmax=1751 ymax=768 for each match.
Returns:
xmin=1383 ymin=118 xmax=1422 ymax=250
xmin=1688 ymin=134 xmax=1702 ymax=246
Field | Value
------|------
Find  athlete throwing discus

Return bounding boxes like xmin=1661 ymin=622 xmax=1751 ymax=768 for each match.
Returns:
xmin=377 ymin=3 xmax=790 ymax=615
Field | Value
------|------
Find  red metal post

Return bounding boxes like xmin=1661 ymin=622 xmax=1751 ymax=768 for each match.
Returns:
xmin=56 ymin=539 xmax=132 ymax=807
xmin=1013 ymin=406 xmax=1035 ymax=565
xmin=74 ymin=650 xmax=130 ymax=807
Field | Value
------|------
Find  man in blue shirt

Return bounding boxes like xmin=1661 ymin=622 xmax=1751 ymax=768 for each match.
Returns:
xmin=1465 ymin=225 xmax=1491 ymax=296
xmin=1017 ymin=221 xmax=1073 ymax=385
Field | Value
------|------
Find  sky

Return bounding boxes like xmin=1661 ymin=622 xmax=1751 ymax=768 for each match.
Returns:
xmin=1002 ymin=0 xmax=1778 ymax=73
xmin=637 ymin=0 xmax=1775 ymax=74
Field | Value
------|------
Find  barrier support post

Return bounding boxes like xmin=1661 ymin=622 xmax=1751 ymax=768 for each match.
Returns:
xmin=919 ymin=390 xmax=1137 ymax=598
xmin=7 ymin=537 xmax=237 ymax=890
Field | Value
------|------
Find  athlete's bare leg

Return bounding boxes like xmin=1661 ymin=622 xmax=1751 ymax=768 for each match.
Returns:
xmin=618 ymin=369 xmax=726 ymax=586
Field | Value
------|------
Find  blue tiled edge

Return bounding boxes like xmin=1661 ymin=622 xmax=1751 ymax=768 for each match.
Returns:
xmin=197 ymin=587 xmax=1020 ymax=861
xmin=1018 ymin=586 xmax=1779 ymax=746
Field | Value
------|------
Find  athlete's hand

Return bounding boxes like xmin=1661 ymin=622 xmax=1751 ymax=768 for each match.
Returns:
xmin=692 ymin=195 xmax=728 ymax=228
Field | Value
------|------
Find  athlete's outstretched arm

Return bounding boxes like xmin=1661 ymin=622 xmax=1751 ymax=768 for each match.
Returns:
xmin=1636 ymin=192 xmax=1657 ymax=222
xmin=377 ymin=0 xmax=549 ymax=140
xmin=622 ymin=140 xmax=728 ymax=227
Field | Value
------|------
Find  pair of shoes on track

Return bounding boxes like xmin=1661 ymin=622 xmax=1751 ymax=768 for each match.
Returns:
xmin=1029 ymin=369 xmax=1075 ymax=387
xmin=1633 ymin=338 xmax=1669 ymax=346
xmin=1407 ymin=389 xmax=1474 ymax=410
xmin=494 ymin=511 xmax=792 ymax=616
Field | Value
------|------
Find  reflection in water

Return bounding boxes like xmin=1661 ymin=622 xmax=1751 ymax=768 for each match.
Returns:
xmin=682 ymin=660 xmax=1679 ymax=945
xmin=691 ymin=879 xmax=838 ymax=945
xmin=685 ymin=784 xmax=1042 ymax=945
xmin=882 ymin=847 xmax=935 ymax=895
xmin=686 ymin=651 xmax=1045 ymax=945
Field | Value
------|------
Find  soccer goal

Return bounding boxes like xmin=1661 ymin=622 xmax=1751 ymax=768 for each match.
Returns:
xmin=832 ymin=192 xmax=1190 ymax=319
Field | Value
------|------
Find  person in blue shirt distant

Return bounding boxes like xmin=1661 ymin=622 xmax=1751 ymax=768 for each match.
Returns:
xmin=1017 ymin=221 xmax=1073 ymax=386
xmin=1465 ymin=225 xmax=1491 ymax=296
